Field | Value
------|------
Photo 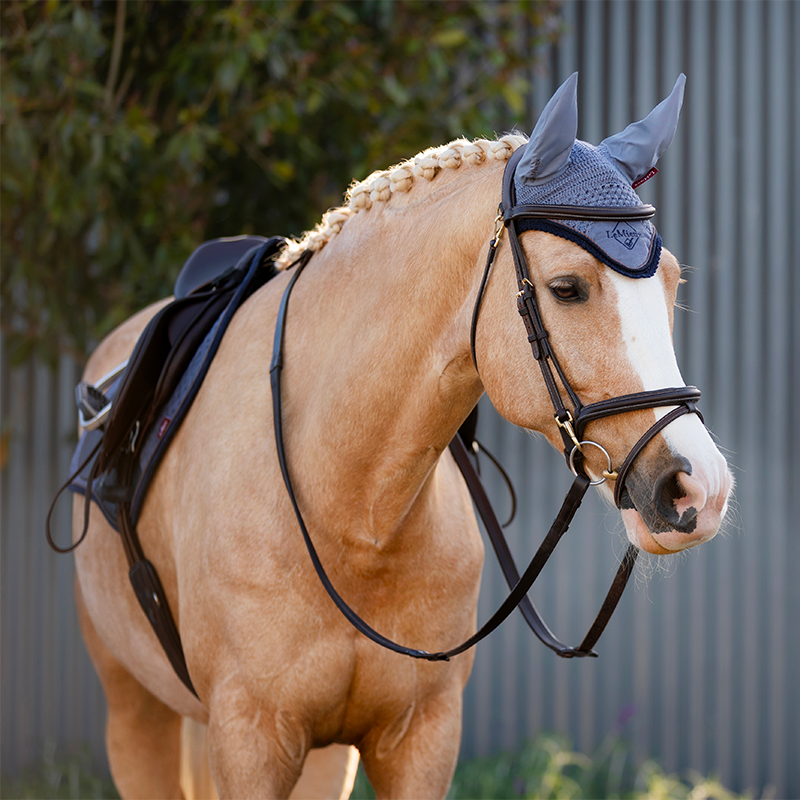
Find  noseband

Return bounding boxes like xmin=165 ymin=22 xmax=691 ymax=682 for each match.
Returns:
xmin=271 ymin=148 xmax=705 ymax=663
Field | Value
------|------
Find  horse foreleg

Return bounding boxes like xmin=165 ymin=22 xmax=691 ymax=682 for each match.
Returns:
xmin=358 ymin=691 xmax=463 ymax=800
xmin=76 ymin=578 xmax=184 ymax=800
xmin=182 ymin=715 xmax=358 ymax=800
xmin=205 ymin=683 xmax=311 ymax=798
xmin=290 ymin=744 xmax=360 ymax=800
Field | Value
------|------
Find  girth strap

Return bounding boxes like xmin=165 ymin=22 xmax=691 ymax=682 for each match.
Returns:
xmin=119 ymin=502 xmax=198 ymax=697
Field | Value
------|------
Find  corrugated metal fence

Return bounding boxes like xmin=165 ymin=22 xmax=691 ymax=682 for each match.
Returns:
xmin=464 ymin=2 xmax=799 ymax=797
xmin=2 ymin=1 xmax=797 ymax=797
xmin=1 ymin=348 xmax=107 ymax=777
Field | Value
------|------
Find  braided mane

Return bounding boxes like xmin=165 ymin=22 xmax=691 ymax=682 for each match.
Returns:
xmin=276 ymin=133 xmax=527 ymax=268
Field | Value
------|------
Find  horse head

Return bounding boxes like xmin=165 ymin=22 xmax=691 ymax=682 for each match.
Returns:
xmin=475 ymin=73 xmax=733 ymax=555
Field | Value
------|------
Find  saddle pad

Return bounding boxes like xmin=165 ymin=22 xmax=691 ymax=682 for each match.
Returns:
xmin=69 ymin=307 xmax=226 ymax=530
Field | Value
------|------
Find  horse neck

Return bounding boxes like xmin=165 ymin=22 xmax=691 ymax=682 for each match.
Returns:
xmin=276 ymin=164 xmax=502 ymax=543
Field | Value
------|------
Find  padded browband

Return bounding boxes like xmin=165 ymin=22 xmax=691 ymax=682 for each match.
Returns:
xmin=504 ymin=203 xmax=656 ymax=223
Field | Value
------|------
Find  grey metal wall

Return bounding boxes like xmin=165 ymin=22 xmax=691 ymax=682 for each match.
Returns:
xmin=1 ymin=1 xmax=797 ymax=797
xmin=463 ymin=2 xmax=799 ymax=799
xmin=1 ymin=344 xmax=108 ymax=776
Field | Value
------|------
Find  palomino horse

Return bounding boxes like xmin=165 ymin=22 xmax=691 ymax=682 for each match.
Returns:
xmin=71 ymin=74 xmax=732 ymax=798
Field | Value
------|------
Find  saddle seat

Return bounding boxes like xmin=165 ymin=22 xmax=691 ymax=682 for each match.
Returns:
xmin=173 ymin=235 xmax=269 ymax=299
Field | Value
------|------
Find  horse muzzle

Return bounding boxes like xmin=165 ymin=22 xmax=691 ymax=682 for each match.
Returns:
xmin=617 ymin=442 xmax=733 ymax=555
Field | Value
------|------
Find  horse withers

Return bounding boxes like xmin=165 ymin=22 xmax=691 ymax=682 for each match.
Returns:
xmin=70 ymin=74 xmax=732 ymax=798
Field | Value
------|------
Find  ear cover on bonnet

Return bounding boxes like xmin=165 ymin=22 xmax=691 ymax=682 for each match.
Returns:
xmin=517 ymin=72 xmax=579 ymax=185
xmin=601 ymin=75 xmax=686 ymax=184
xmin=513 ymin=73 xmax=686 ymax=279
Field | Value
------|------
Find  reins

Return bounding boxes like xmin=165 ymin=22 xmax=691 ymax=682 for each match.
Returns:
xmin=271 ymin=276 xmax=595 ymax=658
xmin=271 ymin=148 xmax=706 ymax=662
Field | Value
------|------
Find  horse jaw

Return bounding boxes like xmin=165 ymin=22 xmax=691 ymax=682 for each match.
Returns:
xmin=605 ymin=267 xmax=733 ymax=554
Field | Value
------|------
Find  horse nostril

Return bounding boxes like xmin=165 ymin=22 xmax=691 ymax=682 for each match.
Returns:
xmin=654 ymin=469 xmax=705 ymax=533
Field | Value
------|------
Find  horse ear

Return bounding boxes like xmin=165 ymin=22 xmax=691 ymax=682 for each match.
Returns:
xmin=600 ymin=74 xmax=686 ymax=184
xmin=517 ymin=72 xmax=579 ymax=186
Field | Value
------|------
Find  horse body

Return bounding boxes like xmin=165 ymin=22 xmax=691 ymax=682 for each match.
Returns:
xmin=72 ymin=114 xmax=732 ymax=795
xmin=75 ymin=158 xmax=500 ymax=797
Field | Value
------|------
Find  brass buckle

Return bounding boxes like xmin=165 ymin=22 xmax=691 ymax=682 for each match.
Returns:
xmin=516 ymin=277 xmax=534 ymax=298
xmin=490 ymin=207 xmax=505 ymax=249
xmin=555 ymin=411 xmax=581 ymax=451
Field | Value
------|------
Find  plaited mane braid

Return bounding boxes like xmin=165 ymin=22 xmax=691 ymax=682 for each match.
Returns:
xmin=276 ymin=134 xmax=527 ymax=269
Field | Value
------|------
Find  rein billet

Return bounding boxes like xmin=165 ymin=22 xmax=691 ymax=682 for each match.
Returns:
xmin=271 ymin=149 xmax=705 ymax=662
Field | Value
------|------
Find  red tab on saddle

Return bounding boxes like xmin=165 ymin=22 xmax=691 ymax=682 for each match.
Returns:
xmin=632 ymin=168 xmax=658 ymax=189
xmin=157 ymin=417 xmax=171 ymax=439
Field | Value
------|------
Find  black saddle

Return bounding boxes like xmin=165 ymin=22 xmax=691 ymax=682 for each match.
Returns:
xmin=82 ymin=237 xmax=281 ymax=475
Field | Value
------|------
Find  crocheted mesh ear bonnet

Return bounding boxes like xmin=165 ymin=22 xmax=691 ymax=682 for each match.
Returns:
xmin=513 ymin=73 xmax=686 ymax=279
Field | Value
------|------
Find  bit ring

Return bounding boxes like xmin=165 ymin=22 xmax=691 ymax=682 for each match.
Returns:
xmin=568 ymin=440 xmax=615 ymax=486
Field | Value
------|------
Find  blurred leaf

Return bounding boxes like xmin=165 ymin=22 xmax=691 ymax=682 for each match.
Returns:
xmin=0 ymin=0 xmax=562 ymax=366
xmin=349 ymin=733 xmax=749 ymax=799
xmin=432 ymin=27 xmax=469 ymax=48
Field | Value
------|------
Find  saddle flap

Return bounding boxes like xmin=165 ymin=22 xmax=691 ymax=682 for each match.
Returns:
xmin=96 ymin=236 xmax=284 ymax=474
xmin=98 ymin=290 xmax=221 ymax=471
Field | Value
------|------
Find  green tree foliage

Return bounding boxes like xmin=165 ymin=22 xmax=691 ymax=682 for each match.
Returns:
xmin=1 ymin=0 xmax=560 ymax=365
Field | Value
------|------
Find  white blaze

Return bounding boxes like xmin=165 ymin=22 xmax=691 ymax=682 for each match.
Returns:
xmin=607 ymin=270 xmax=729 ymax=503
xmin=607 ymin=270 xmax=684 ymax=393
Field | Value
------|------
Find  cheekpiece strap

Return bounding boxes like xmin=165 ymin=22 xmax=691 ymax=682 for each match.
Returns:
xmin=501 ymin=148 xmax=584 ymax=453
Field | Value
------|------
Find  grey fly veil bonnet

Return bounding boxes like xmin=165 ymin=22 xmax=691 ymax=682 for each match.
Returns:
xmin=514 ymin=72 xmax=686 ymax=278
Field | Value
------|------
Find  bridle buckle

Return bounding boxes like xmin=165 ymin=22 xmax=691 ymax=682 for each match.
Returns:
xmin=490 ymin=207 xmax=505 ymax=249
xmin=516 ymin=277 xmax=534 ymax=299
xmin=555 ymin=411 xmax=581 ymax=451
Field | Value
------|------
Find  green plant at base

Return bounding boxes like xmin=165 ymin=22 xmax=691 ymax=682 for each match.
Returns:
xmin=350 ymin=734 xmax=750 ymax=800
xmin=0 ymin=740 xmax=119 ymax=800
xmin=3 ymin=735 xmax=750 ymax=800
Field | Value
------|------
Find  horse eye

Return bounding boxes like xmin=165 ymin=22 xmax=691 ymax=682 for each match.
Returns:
xmin=549 ymin=279 xmax=583 ymax=302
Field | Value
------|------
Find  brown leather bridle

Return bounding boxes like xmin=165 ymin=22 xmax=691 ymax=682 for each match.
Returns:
xmin=471 ymin=146 xmax=702 ymax=503
xmin=270 ymin=148 xmax=705 ymax=662
xmin=465 ymin=146 xmax=703 ymax=655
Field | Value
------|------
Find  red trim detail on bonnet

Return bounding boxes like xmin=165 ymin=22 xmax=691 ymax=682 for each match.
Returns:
xmin=632 ymin=167 xmax=658 ymax=189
